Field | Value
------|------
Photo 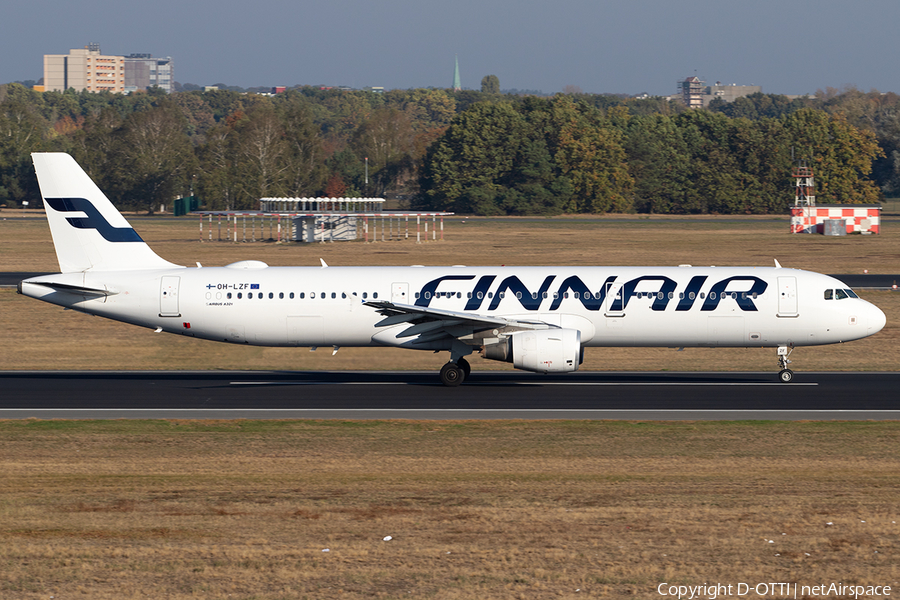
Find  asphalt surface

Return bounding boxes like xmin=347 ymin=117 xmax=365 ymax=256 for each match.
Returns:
xmin=3 ymin=272 xmax=899 ymax=289
xmin=0 ymin=370 xmax=897 ymax=420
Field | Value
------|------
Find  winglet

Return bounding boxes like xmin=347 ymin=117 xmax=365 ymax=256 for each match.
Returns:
xmin=320 ymin=258 xmax=328 ymax=268
xmin=774 ymin=259 xmax=782 ymax=269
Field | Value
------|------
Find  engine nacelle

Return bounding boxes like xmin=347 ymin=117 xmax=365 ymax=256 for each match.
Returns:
xmin=482 ymin=328 xmax=582 ymax=373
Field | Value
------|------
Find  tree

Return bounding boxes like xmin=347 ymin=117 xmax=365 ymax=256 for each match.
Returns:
xmin=114 ymin=102 xmax=196 ymax=213
xmin=481 ymin=75 xmax=500 ymax=94
xmin=548 ymin=96 xmax=633 ymax=213
xmin=782 ymin=108 xmax=883 ymax=204
xmin=351 ymin=108 xmax=416 ymax=196
xmin=419 ymin=102 xmax=529 ymax=214
xmin=0 ymin=94 xmax=48 ymax=206
xmin=232 ymin=103 xmax=291 ymax=207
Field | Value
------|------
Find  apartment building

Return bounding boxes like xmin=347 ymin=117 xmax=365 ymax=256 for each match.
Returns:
xmin=43 ymin=44 xmax=125 ymax=93
xmin=124 ymin=54 xmax=174 ymax=93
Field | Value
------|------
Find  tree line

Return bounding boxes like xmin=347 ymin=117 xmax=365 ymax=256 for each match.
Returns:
xmin=0 ymin=82 xmax=894 ymax=214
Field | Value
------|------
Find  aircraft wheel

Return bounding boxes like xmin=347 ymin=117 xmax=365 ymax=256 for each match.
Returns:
xmin=457 ymin=357 xmax=471 ymax=379
xmin=440 ymin=362 xmax=465 ymax=387
xmin=778 ymin=369 xmax=794 ymax=383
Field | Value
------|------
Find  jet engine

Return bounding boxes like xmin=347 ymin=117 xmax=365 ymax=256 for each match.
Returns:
xmin=482 ymin=328 xmax=582 ymax=373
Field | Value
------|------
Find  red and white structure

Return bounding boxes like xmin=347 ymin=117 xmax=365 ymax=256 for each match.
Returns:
xmin=788 ymin=162 xmax=881 ymax=234
xmin=790 ymin=205 xmax=882 ymax=234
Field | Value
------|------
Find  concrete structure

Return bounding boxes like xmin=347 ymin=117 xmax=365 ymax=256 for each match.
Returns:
xmin=677 ymin=77 xmax=762 ymax=108
xmin=124 ymin=54 xmax=174 ymax=93
xmin=678 ymin=76 xmax=704 ymax=109
xmin=705 ymin=82 xmax=762 ymax=105
xmin=790 ymin=205 xmax=881 ymax=235
xmin=44 ymin=44 xmax=125 ymax=93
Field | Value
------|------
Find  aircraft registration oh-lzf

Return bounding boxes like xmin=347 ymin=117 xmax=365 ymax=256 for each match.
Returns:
xmin=19 ymin=153 xmax=886 ymax=386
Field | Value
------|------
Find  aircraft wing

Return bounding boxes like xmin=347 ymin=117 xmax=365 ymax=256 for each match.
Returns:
xmin=364 ymin=300 xmax=549 ymax=345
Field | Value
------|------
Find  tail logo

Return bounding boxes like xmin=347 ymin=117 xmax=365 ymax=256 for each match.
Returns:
xmin=46 ymin=198 xmax=143 ymax=243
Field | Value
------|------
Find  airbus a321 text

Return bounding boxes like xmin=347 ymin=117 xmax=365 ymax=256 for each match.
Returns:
xmin=19 ymin=153 xmax=886 ymax=386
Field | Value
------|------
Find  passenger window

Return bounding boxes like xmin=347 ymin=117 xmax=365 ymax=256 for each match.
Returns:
xmin=321 ymin=292 xmax=326 ymax=299
xmin=292 ymin=293 xmax=296 ymax=299
xmin=269 ymin=292 xmax=274 ymax=299
xmin=658 ymin=292 xmax=664 ymax=300
xmin=477 ymin=291 xmax=483 ymax=299
xmin=700 ymin=292 xmax=706 ymax=299
xmin=516 ymin=292 xmax=522 ymax=299
xmin=363 ymin=292 xmax=368 ymax=299
xmin=487 ymin=292 xmax=493 ymax=298
xmin=845 ymin=289 xmax=859 ymax=299
xmin=573 ymin=292 xmax=579 ymax=299
xmin=710 ymin=292 xmax=716 ymax=300
xmin=835 ymin=289 xmax=848 ymax=300
xmin=689 ymin=292 xmax=695 ymax=300
xmin=532 ymin=292 xmax=538 ymax=300
xmin=342 ymin=293 xmax=346 ymax=299
xmin=227 ymin=292 xmax=232 ymax=299
xmin=373 ymin=292 xmax=378 ymax=299
xmin=668 ymin=292 xmax=674 ymax=299
xmin=543 ymin=292 xmax=549 ymax=299
xmin=279 ymin=292 xmax=284 ymax=299
xmin=467 ymin=292 xmax=472 ymax=298
xmin=824 ymin=289 xmax=833 ymax=300
xmin=237 ymin=292 xmax=242 ymax=299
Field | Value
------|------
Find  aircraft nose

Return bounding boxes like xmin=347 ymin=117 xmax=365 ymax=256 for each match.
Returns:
xmin=868 ymin=302 xmax=887 ymax=335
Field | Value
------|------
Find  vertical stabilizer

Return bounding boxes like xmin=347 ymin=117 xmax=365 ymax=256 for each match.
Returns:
xmin=31 ymin=153 xmax=183 ymax=273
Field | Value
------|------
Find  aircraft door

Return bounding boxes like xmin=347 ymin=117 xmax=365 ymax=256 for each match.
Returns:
xmin=777 ymin=276 xmax=798 ymax=317
xmin=391 ymin=282 xmax=409 ymax=304
xmin=159 ymin=276 xmax=181 ymax=317
xmin=604 ymin=281 xmax=625 ymax=317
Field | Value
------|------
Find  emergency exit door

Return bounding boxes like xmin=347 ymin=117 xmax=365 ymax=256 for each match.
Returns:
xmin=159 ymin=276 xmax=181 ymax=317
xmin=392 ymin=282 xmax=409 ymax=304
xmin=777 ymin=276 xmax=798 ymax=317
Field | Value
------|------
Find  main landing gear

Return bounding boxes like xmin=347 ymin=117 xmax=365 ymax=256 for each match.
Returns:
xmin=777 ymin=345 xmax=794 ymax=383
xmin=439 ymin=357 xmax=470 ymax=387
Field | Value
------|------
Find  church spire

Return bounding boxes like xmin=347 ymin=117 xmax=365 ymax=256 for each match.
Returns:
xmin=452 ymin=55 xmax=461 ymax=91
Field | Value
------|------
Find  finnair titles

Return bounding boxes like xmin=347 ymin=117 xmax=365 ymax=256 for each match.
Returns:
xmin=19 ymin=153 xmax=886 ymax=386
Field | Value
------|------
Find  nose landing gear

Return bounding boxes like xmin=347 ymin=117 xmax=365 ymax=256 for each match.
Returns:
xmin=777 ymin=345 xmax=794 ymax=383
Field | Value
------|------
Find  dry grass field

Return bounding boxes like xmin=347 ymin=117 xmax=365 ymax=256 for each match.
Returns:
xmin=2 ymin=420 xmax=900 ymax=599
xmin=1 ymin=212 xmax=898 ymax=372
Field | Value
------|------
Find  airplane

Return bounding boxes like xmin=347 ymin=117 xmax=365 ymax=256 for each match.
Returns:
xmin=18 ymin=152 xmax=886 ymax=386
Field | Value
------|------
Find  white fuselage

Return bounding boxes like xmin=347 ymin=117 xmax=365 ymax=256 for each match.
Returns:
xmin=20 ymin=265 xmax=886 ymax=351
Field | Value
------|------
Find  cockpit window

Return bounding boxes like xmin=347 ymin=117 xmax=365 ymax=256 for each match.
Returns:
xmin=845 ymin=288 xmax=859 ymax=299
xmin=835 ymin=289 xmax=848 ymax=300
xmin=824 ymin=289 xmax=833 ymax=300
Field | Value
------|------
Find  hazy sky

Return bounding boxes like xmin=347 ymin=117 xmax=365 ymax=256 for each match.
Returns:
xmin=3 ymin=0 xmax=897 ymax=96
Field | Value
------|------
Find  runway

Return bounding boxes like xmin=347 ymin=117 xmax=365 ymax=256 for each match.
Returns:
xmin=1 ymin=370 xmax=897 ymax=420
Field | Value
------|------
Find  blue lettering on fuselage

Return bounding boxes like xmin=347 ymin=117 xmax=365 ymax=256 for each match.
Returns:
xmin=415 ymin=275 xmax=475 ymax=306
xmin=414 ymin=274 xmax=767 ymax=312
xmin=701 ymin=276 xmax=768 ymax=311
xmin=488 ymin=275 xmax=556 ymax=311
